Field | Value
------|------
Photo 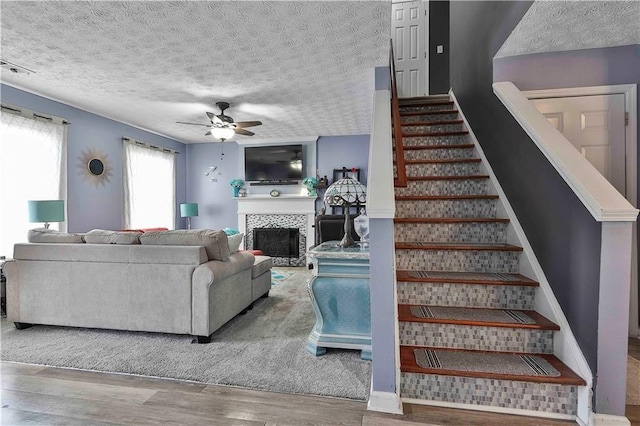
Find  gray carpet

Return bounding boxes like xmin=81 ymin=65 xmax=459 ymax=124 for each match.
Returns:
xmin=0 ymin=267 xmax=371 ymax=400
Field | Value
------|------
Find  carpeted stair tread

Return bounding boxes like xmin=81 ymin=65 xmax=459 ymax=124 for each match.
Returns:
xmin=402 ymin=143 xmax=474 ymax=150
xmin=394 ymin=218 xmax=509 ymax=224
xmin=403 ymin=130 xmax=469 ymax=137
xmin=399 ymin=346 xmax=586 ymax=385
xmin=395 ymin=242 xmax=522 ymax=251
xmin=398 ymin=304 xmax=559 ymax=330
xmin=401 ymin=109 xmax=458 ymax=117
xmin=396 ymin=270 xmax=538 ymax=286
xmin=402 ymin=119 xmax=463 ymax=127
xmin=396 ymin=194 xmax=497 ymax=200
xmin=402 ymin=158 xmax=481 ymax=165
xmin=399 ymin=100 xmax=453 ymax=108
xmin=406 ymin=175 xmax=489 ymax=181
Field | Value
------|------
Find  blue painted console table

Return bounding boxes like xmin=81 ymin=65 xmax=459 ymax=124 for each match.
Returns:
xmin=305 ymin=241 xmax=371 ymax=360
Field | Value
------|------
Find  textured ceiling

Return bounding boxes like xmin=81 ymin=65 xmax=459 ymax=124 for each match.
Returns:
xmin=0 ymin=1 xmax=391 ymax=144
xmin=496 ymin=0 xmax=640 ymax=58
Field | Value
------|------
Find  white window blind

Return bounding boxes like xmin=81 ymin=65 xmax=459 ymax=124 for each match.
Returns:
xmin=0 ymin=109 xmax=67 ymax=257
xmin=123 ymin=138 xmax=176 ymax=230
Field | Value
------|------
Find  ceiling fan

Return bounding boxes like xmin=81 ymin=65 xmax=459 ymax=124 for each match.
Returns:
xmin=177 ymin=101 xmax=262 ymax=141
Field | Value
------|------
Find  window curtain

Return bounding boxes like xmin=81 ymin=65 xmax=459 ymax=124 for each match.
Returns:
xmin=0 ymin=110 xmax=66 ymax=257
xmin=123 ymin=139 xmax=176 ymax=230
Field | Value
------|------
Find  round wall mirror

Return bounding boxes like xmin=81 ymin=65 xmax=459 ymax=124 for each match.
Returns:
xmin=88 ymin=158 xmax=105 ymax=176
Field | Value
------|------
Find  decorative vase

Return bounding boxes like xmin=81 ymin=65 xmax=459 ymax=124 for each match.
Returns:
xmin=354 ymin=209 xmax=370 ymax=244
xmin=307 ymin=186 xmax=317 ymax=196
xmin=233 ymin=187 xmax=240 ymax=197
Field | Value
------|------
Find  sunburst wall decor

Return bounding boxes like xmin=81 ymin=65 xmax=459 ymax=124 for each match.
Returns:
xmin=77 ymin=148 xmax=113 ymax=187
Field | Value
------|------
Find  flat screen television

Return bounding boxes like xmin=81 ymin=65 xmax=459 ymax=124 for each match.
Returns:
xmin=244 ymin=144 xmax=303 ymax=183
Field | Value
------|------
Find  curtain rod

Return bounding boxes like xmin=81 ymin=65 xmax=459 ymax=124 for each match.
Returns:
xmin=1 ymin=103 xmax=70 ymax=125
xmin=122 ymin=137 xmax=180 ymax=155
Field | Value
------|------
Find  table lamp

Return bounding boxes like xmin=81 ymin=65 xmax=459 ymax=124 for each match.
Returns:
xmin=180 ymin=203 xmax=199 ymax=230
xmin=28 ymin=200 xmax=65 ymax=229
xmin=323 ymin=170 xmax=367 ymax=247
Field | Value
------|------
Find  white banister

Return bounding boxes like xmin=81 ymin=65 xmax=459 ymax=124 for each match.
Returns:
xmin=492 ymin=81 xmax=638 ymax=222
xmin=367 ymin=90 xmax=395 ymax=219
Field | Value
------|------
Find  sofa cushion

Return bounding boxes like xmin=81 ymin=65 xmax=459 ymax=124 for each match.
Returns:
xmin=227 ymin=233 xmax=244 ymax=253
xmin=140 ymin=229 xmax=230 ymax=261
xmin=84 ymin=229 xmax=142 ymax=245
xmin=252 ymin=255 xmax=272 ymax=279
xmin=27 ymin=228 xmax=84 ymax=244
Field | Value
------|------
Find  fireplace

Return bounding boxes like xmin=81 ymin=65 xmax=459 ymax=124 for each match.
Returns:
xmin=253 ymin=228 xmax=300 ymax=259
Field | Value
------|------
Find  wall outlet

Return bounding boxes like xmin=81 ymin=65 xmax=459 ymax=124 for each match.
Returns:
xmin=437 ymin=45 xmax=444 ymax=54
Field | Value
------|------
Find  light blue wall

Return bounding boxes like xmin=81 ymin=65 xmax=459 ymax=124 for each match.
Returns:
xmin=317 ymin=134 xmax=370 ymax=186
xmin=185 ymin=142 xmax=241 ymax=230
xmin=1 ymin=84 xmax=187 ymax=232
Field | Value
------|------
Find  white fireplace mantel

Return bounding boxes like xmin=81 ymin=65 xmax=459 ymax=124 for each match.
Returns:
xmin=237 ymin=196 xmax=317 ymax=261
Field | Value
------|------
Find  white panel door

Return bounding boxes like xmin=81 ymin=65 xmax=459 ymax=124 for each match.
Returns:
xmin=391 ymin=0 xmax=427 ymax=98
xmin=531 ymin=94 xmax=627 ymax=196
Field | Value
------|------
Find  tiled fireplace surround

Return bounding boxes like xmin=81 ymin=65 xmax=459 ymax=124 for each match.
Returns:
xmin=237 ymin=196 xmax=316 ymax=266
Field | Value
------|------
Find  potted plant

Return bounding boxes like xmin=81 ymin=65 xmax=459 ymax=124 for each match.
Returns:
xmin=302 ymin=176 xmax=318 ymax=196
xmin=229 ymin=179 xmax=244 ymax=197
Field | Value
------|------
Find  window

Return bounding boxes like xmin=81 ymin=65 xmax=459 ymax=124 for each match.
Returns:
xmin=123 ymin=138 xmax=176 ymax=230
xmin=0 ymin=108 xmax=67 ymax=257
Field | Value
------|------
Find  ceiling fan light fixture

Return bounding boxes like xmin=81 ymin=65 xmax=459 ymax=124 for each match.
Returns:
xmin=210 ymin=127 xmax=235 ymax=141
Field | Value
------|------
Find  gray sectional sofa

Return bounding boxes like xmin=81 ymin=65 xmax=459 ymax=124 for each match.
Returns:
xmin=4 ymin=229 xmax=272 ymax=343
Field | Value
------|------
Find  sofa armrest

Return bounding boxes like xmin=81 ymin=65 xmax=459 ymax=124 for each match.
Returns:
xmin=191 ymin=251 xmax=255 ymax=336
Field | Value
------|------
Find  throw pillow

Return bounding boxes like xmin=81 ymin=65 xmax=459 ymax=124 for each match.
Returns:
xmin=139 ymin=229 xmax=231 ymax=261
xmin=223 ymin=227 xmax=239 ymax=235
xmin=27 ymin=228 xmax=84 ymax=244
xmin=84 ymin=229 xmax=142 ymax=245
xmin=227 ymin=233 xmax=244 ymax=253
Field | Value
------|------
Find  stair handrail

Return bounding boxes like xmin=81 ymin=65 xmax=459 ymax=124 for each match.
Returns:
xmin=493 ymin=81 xmax=638 ymax=222
xmin=390 ymin=40 xmax=407 ymax=187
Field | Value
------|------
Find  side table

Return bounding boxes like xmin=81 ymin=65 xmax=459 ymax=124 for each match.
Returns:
xmin=305 ymin=241 xmax=371 ymax=360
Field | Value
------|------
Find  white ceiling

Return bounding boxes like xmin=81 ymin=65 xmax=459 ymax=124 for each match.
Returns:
xmin=497 ymin=0 xmax=640 ymax=58
xmin=0 ymin=1 xmax=391 ymax=144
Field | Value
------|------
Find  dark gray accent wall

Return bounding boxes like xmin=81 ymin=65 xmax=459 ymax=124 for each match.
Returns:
xmin=450 ymin=2 xmax=603 ymax=372
xmin=429 ymin=1 xmax=450 ymax=94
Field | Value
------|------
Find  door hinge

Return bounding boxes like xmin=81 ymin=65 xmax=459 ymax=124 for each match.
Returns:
xmin=625 ymin=112 xmax=629 ymax=126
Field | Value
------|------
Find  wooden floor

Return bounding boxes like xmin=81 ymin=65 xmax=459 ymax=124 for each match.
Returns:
xmin=1 ymin=339 xmax=639 ymax=425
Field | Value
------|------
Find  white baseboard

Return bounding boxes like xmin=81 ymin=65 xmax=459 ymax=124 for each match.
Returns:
xmin=585 ymin=413 xmax=631 ymax=426
xmin=367 ymin=390 xmax=403 ymax=415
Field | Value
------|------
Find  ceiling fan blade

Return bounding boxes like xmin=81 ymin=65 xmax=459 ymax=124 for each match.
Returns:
xmin=205 ymin=130 xmax=212 ymax=136
xmin=176 ymin=121 xmax=213 ymax=127
xmin=206 ymin=111 xmax=215 ymax=120
xmin=234 ymin=121 xmax=262 ymax=128
xmin=234 ymin=128 xmax=255 ymax=136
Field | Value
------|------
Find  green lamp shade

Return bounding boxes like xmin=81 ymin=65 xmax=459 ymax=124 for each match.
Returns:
xmin=180 ymin=203 xmax=199 ymax=218
xmin=28 ymin=200 xmax=65 ymax=223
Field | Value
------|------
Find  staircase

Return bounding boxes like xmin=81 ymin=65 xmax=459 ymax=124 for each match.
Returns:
xmin=393 ymin=96 xmax=585 ymax=418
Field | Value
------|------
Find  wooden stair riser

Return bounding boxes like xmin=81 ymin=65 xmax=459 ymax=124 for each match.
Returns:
xmin=396 ymin=198 xmax=496 ymax=218
xmin=405 ymin=161 xmax=481 ymax=177
xmin=398 ymin=322 xmax=554 ymax=353
xmin=394 ymin=222 xmax=507 ymax=243
xmin=403 ymin=134 xmax=469 ymax=147
xmin=400 ymin=373 xmax=578 ymax=416
xmin=395 ymin=248 xmax=520 ymax=273
xmin=401 ymin=122 xmax=464 ymax=133
xmin=400 ymin=112 xmax=458 ymax=124
xmin=404 ymin=146 xmax=475 ymax=161
xmin=400 ymin=103 xmax=454 ymax=112
xmin=394 ymin=179 xmax=489 ymax=197
xmin=397 ymin=281 xmax=536 ymax=310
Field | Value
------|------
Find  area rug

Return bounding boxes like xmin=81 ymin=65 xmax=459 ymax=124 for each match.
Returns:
xmin=414 ymin=349 xmax=560 ymax=377
xmin=271 ymin=269 xmax=294 ymax=287
xmin=0 ymin=267 xmax=371 ymax=400
xmin=628 ymin=355 xmax=640 ymax=405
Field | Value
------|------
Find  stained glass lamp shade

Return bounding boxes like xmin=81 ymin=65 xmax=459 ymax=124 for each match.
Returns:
xmin=323 ymin=176 xmax=367 ymax=247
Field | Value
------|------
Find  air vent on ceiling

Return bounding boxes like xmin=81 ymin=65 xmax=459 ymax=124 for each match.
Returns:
xmin=0 ymin=59 xmax=35 ymax=75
